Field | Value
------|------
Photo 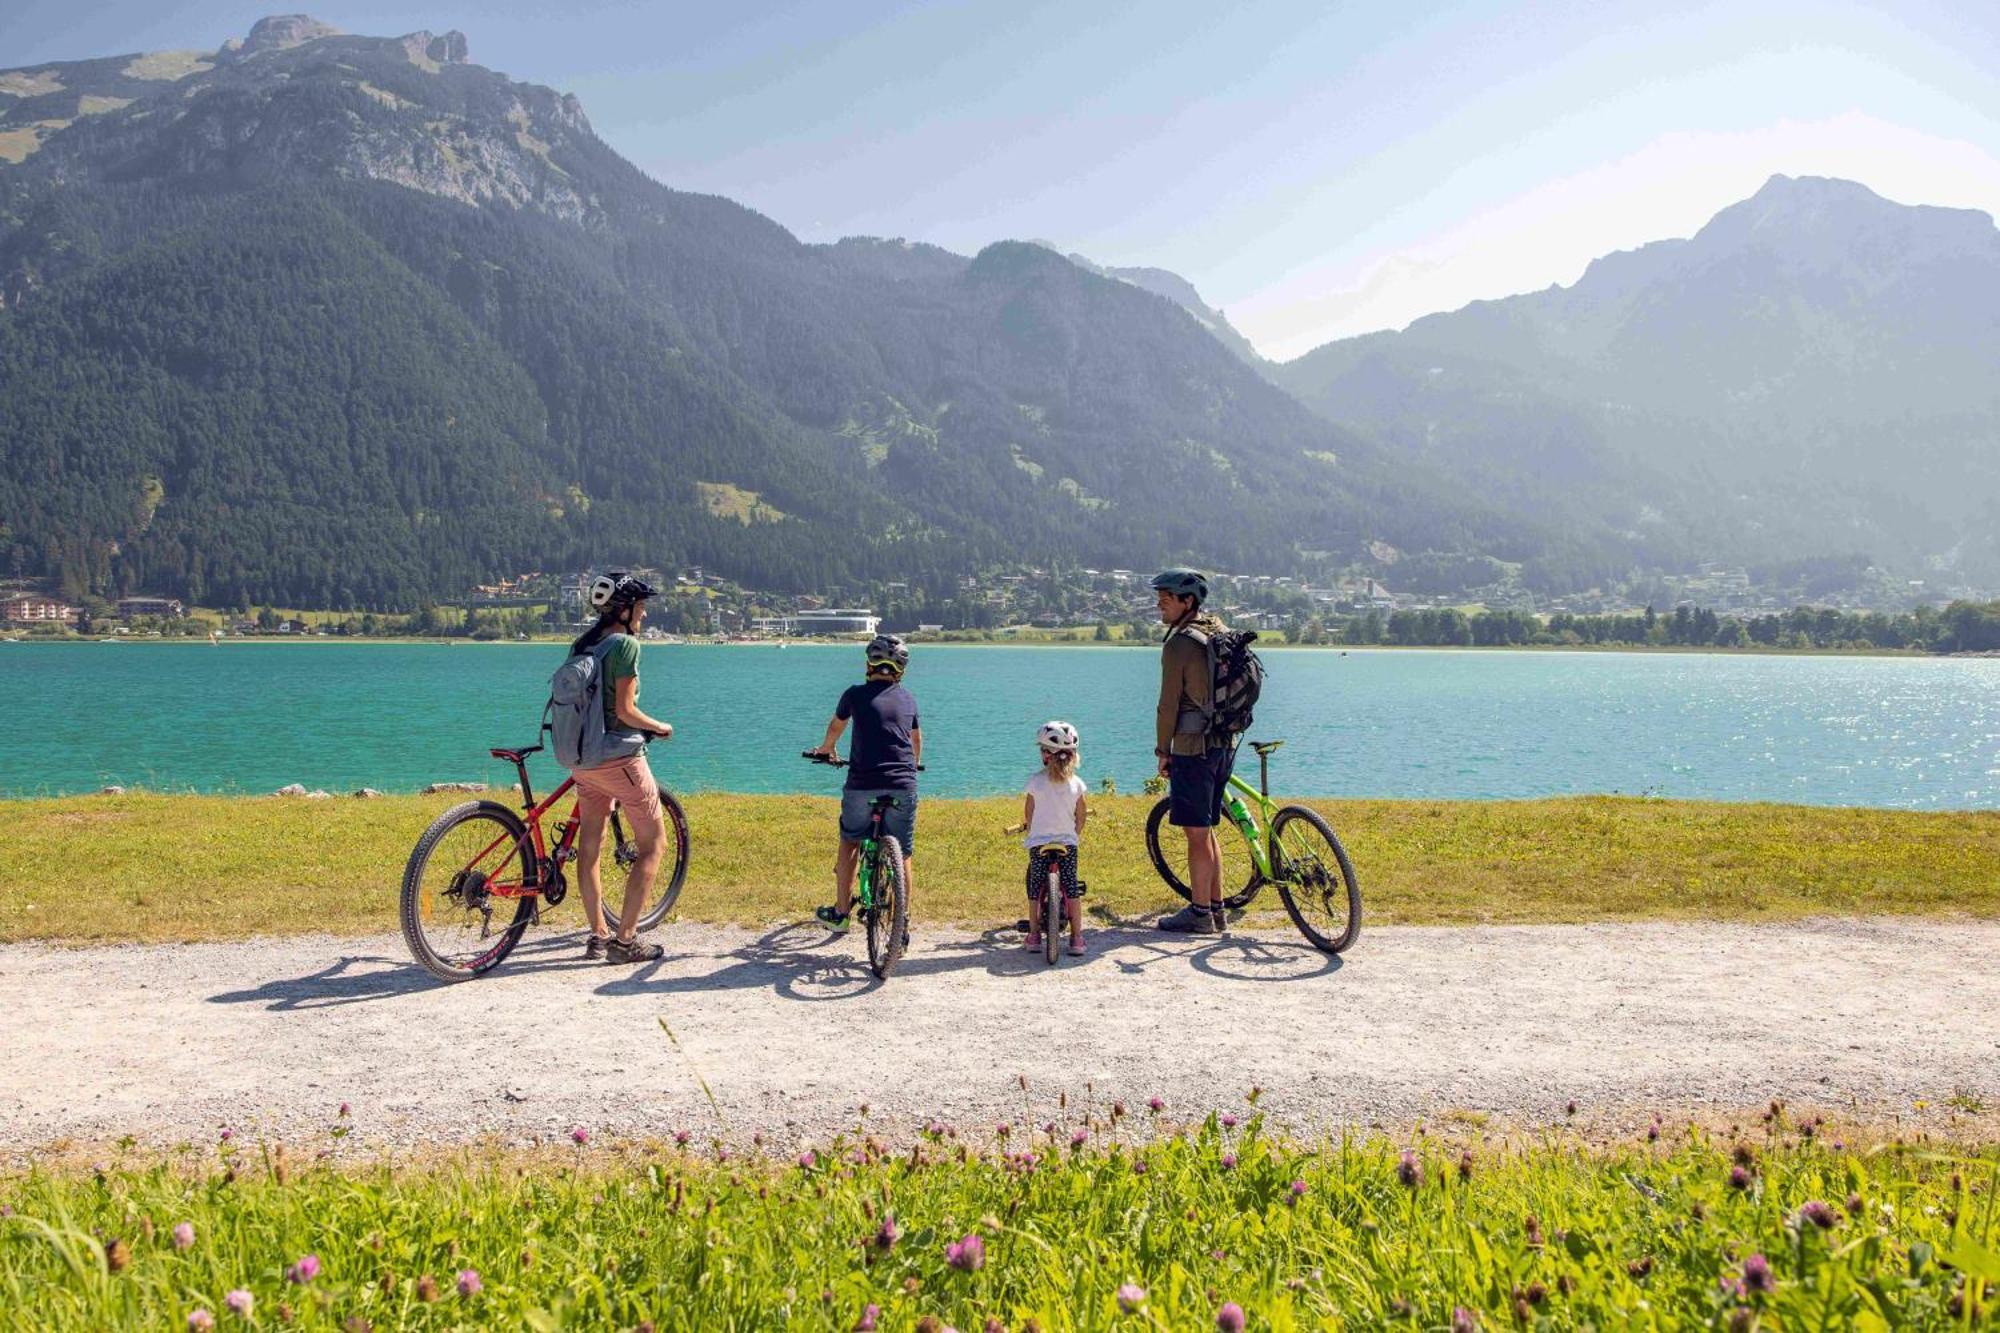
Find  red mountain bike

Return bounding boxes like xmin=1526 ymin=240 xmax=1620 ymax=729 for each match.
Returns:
xmin=398 ymin=740 xmax=689 ymax=981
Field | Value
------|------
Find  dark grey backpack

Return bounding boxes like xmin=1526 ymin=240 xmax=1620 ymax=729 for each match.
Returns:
xmin=1203 ymin=629 xmax=1265 ymax=741
xmin=546 ymin=637 xmax=646 ymax=770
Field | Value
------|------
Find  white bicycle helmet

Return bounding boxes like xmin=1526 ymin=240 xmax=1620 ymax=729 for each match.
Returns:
xmin=1036 ymin=719 xmax=1080 ymax=753
xmin=587 ymin=571 xmax=655 ymax=611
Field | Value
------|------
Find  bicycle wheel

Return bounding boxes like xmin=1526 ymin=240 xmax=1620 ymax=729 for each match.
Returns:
xmin=865 ymin=835 xmax=910 ymax=979
xmin=602 ymin=790 xmax=691 ymax=934
xmin=400 ymin=801 xmax=539 ymax=982
xmin=1144 ymin=798 xmax=1260 ymax=911
xmin=1043 ymin=860 xmax=1063 ymax=967
xmin=1270 ymin=805 xmax=1361 ymax=954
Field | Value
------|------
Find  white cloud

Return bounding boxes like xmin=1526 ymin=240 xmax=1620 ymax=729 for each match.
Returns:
xmin=1236 ymin=114 xmax=2000 ymax=362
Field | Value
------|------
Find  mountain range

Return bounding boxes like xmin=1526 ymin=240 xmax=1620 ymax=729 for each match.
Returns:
xmin=1 ymin=17 xmax=1993 ymax=608
xmin=1273 ymin=174 xmax=2000 ymax=589
xmin=0 ymin=15 xmax=1527 ymax=609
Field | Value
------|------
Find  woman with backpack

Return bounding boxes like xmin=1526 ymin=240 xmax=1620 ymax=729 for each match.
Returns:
xmin=565 ymin=572 xmax=674 ymax=964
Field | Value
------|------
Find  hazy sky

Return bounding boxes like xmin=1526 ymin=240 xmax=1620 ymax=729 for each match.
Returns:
xmin=11 ymin=1 xmax=2000 ymax=358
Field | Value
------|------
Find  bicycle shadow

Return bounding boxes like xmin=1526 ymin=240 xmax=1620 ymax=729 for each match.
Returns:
xmin=204 ymin=934 xmax=611 ymax=1011
xmin=596 ymin=914 xmax=1342 ymax=1004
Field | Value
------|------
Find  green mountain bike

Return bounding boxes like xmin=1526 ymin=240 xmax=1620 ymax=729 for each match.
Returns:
xmin=803 ymin=752 xmax=911 ymax=978
xmin=1145 ymin=739 xmax=1361 ymax=953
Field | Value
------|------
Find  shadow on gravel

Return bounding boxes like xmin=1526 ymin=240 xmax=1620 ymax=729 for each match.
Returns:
xmin=205 ymin=935 xmax=607 ymax=1010
xmin=202 ymin=923 xmax=1343 ymax=1011
xmin=594 ymin=920 xmax=1341 ymax=1004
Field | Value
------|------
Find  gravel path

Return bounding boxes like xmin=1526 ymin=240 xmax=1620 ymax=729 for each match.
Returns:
xmin=4 ymin=919 xmax=1996 ymax=1155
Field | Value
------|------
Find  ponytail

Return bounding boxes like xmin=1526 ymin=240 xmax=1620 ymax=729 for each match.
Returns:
xmin=570 ymin=608 xmax=623 ymax=657
xmin=1045 ymin=749 xmax=1078 ymax=784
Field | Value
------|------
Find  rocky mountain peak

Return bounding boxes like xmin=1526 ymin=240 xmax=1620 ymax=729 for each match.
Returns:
xmin=241 ymin=15 xmax=344 ymax=53
xmin=400 ymin=29 xmax=471 ymax=67
xmin=1695 ymin=173 xmax=1997 ymax=256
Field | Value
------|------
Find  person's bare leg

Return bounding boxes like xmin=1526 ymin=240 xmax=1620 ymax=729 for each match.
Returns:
xmin=834 ymin=839 xmax=860 ymax=914
xmin=613 ymin=812 xmax=663 ymax=944
xmin=576 ymin=812 xmax=610 ymax=939
xmin=1183 ymin=825 xmax=1219 ymax=910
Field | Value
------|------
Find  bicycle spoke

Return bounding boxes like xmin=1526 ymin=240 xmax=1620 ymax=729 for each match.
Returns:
xmin=1270 ymin=805 xmax=1360 ymax=954
xmin=402 ymin=805 xmax=538 ymax=979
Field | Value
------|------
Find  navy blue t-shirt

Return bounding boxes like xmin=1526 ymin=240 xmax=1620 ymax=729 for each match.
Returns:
xmin=836 ymin=680 xmax=920 ymax=791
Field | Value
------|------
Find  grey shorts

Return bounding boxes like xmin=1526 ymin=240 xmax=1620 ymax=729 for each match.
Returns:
xmin=840 ymin=788 xmax=918 ymax=857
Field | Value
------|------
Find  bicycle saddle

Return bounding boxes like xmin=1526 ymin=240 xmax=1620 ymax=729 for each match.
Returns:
xmin=1250 ymin=739 xmax=1284 ymax=756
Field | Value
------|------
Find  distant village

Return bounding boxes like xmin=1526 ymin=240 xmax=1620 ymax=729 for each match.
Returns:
xmin=1 ymin=553 xmax=1972 ymax=642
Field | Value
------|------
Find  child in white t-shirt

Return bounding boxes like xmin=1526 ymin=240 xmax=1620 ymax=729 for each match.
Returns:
xmin=1012 ymin=720 xmax=1089 ymax=955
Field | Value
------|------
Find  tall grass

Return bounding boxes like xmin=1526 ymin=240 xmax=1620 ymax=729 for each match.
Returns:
xmin=4 ymin=793 xmax=1997 ymax=944
xmin=3 ymin=1122 xmax=1993 ymax=1329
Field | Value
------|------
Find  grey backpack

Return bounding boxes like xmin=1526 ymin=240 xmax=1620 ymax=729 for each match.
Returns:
xmin=546 ymin=637 xmax=646 ymax=771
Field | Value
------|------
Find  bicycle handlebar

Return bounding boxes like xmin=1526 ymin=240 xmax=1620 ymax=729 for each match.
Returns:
xmin=801 ymin=751 xmax=923 ymax=772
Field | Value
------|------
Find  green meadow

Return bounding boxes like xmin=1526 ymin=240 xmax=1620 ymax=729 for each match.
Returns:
xmin=4 ymin=792 xmax=1998 ymax=944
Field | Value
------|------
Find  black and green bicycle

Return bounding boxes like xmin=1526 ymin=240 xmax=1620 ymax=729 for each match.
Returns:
xmin=803 ymin=752 xmax=912 ymax=978
xmin=1145 ymin=738 xmax=1361 ymax=953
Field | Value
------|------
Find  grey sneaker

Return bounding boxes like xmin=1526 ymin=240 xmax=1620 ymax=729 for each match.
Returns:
xmin=1157 ymin=904 xmax=1211 ymax=933
xmin=1207 ymin=907 xmax=1228 ymax=936
xmin=605 ymin=937 xmax=664 ymax=965
xmin=584 ymin=934 xmax=609 ymax=961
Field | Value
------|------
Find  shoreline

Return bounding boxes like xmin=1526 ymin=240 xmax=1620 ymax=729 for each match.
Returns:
xmin=6 ymin=784 xmax=1998 ymax=811
xmin=0 ymin=634 xmax=1952 ymax=658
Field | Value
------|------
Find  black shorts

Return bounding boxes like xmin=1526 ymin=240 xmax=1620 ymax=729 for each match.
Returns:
xmin=1167 ymin=747 xmax=1235 ymax=827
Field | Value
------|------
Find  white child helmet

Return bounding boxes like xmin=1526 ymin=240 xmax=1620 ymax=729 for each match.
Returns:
xmin=1036 ymin=719 xmax=1080 ymax=753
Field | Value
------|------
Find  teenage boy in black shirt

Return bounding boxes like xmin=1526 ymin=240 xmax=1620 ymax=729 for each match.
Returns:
xmin=807 ymin=634 xmax=922 ymax=927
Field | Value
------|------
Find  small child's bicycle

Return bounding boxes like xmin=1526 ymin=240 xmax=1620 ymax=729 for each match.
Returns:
xmin=803 ymin=752 xmax=911 ymax=979
xmin=1025 ymin=841 xmax=1085 ymax=966
xmin=1144 ymin=738 xmax=1361 ymax=953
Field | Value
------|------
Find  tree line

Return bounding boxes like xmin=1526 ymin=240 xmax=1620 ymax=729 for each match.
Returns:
xmin=1305 ymin=602 xmax=2000 ymax=653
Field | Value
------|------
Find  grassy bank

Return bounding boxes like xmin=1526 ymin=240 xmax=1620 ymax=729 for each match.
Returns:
xmin=3 ymin=793 xmax=1996 ymax=944
xmin=3 ymin=1126 xmax=1993 ymax=1329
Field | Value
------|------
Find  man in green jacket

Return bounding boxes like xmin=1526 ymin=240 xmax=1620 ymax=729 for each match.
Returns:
xmin=1150 ymin=568 xmax=1231 ymax=935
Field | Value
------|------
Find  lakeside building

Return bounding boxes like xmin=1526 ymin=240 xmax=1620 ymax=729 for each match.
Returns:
xmin=751 ymin=608 xmax=881 ymax=636
xmin=116 ymin=596 xmax=184 ymax=619
xmin=1 ymin=595 xmax=75 ymax=625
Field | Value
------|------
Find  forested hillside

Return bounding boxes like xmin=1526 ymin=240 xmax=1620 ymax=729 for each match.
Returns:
xmin=0 ymin=16 xmax=1538 ymax=607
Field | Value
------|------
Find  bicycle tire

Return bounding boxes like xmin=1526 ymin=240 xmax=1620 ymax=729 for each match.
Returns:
xmin=1043 ymin=860 xmax=1063 ymax=966
xmin=865 ymin=834 xmax=910 ymax=979
xmin=400 ymin=800 xmax=538 ymax=982
xmin=1143 ymin=798 xmax=1260 ymax=911
xmin=602 ymin=789 xmax=691 ymax=934
xmin=1270 ymin=805 xmax=1362 ymax=954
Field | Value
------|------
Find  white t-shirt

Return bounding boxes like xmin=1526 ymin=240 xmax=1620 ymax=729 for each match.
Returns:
xmin=1023 ymin=770 xmax=1088 ymax=846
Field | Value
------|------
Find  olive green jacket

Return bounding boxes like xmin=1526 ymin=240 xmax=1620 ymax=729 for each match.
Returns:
xmin=1156 ymin=613 xmax=1226 ymax=756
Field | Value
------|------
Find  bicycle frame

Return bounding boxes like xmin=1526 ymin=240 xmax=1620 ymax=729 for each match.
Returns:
xmin=1220 ymin=756 xmax=1282 ymax=882
xmin=853 ymin=805 xmax=894 ymax=913
xmin=460 ymin=750 xmax=627 ymax=902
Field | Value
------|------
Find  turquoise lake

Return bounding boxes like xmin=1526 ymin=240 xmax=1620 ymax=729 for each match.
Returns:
xmin=4 ymin=641 xmax=1996 ymax=806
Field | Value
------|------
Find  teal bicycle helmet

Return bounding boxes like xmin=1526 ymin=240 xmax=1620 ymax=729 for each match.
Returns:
xmin=1148 ymin=568 xmax=1210 ymax=606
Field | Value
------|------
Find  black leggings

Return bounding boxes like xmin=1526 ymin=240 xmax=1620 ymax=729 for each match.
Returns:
xmin=1026 ymin=846 xmax=1083 ymax=900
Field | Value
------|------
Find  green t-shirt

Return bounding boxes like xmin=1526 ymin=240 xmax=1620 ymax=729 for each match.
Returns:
xmin=600 ymin=633 xmax=640 ymax=733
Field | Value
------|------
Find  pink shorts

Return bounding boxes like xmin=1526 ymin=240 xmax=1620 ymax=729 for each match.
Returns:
xmin=571 ymin=754 xmax=664 ymax=832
